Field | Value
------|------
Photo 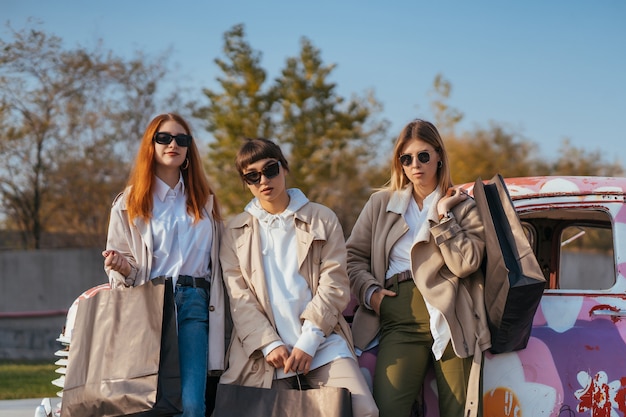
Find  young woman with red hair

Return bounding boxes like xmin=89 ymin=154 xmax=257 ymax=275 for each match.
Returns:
xmin=103 ymin=113 xmax=227 ymax=417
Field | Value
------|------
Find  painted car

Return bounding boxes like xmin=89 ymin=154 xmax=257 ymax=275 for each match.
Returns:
xmin=476 ymin=176 xmax=626 ymax=417
xmin=349 ymin=176 xmax=626 ymax=417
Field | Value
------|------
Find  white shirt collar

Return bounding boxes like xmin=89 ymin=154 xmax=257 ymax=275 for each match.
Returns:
xmin=154 ymin=174 xmax=185 ymax=202
xmin=387 ymin=184 xmax=440 ymax=217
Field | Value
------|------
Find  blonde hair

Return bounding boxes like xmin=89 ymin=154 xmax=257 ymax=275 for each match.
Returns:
xmin=386 ymin=119 xmax=452 ymax=192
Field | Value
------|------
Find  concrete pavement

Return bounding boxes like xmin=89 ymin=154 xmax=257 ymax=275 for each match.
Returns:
xmin=0 ymin=397 xmax=59 ymax=417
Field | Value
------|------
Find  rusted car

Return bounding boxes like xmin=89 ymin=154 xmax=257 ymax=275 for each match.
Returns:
xmin=351 ymin=176 xmax=626 ymax=417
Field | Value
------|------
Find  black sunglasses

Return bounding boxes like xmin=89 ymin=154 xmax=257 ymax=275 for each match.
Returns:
xmin=242 ymin=161 xmax=281 ymax=185
xmin=399 ymin=151 xmax=431 ymax=166
xmin=153 ymin=132 xmax=193 ymax=147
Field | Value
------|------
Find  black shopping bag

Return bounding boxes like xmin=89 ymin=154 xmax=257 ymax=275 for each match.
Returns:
xmin=474 ymin=174 xmax=546 ymax=354
xmin=213 ymin=380 xmax=353 ymax=417
xmin=62 ymin=277 xmax=182 ymax=417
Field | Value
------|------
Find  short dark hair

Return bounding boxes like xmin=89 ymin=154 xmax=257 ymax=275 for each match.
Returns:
xmin=235 ymin=138 xmax=290 ymax=175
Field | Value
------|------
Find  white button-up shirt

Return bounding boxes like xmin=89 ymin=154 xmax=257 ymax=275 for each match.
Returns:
xmin=387 ymin=191 xmax=452 ymax=360
xmin=149 ymin=175 xmax=213 ymax=286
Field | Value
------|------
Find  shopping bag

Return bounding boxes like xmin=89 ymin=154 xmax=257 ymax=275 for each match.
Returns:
xmin=473 ymin=174 xmax=546 ymax=354
xmin=213 ymin=380 xmax=353 ymax=417
xmin=62 ymin=277 xmax=182 ymax=417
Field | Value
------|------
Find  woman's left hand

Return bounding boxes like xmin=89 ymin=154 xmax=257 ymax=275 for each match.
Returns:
xmin=437 ymin=186 xmax=468 ymax=216
xmin=283 ymin=348 xmax=313 ymax=375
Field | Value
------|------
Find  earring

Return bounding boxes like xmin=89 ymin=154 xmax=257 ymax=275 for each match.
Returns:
xmin=181 ymin=158 xmax=190 ymax=170
xmin=437 ymin=161 xmax=443 ymax=168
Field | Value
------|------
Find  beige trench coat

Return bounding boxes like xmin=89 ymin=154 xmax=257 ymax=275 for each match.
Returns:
xmin=104 ymin=191 xmax=227 ymax=374
xmin=346 ymin=185 xmax=491 ymax=416
xmin=219 ymin=201 xmax=355 ymax=388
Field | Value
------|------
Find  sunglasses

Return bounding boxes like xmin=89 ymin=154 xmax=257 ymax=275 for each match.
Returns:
xmin=242 ymin=161 xmax=281 ymax=185
xmin=153 ymin=132 xmax=193 ymax=147
xmin=399 ymin=151 xmax=431 ymax=166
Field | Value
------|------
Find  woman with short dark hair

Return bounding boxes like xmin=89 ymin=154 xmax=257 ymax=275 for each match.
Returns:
xmin=219 ymin=138 xmax=378 ymax=417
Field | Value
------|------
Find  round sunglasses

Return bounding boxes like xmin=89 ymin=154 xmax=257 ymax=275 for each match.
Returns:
xmin=153 ymin=132 xmax=193 ymax=147
xmin=242 ymin=161 xmax=281 ymax=185
xmin=399 ymin=151 xmax=431 ymax=166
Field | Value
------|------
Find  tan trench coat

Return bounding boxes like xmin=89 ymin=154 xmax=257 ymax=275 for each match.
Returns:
xmin=346 ymin=185 xmax=491 ymax=416
xmin=219 ymin=201 xmax=355 ymax=388
xmin=104 ymin=191 xmax=227 ymax=374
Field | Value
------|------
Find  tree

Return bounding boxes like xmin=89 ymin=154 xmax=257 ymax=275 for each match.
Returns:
xmin=447 ymin=122 xmax=541 ymax=185
xmin=0 ymin=22 xmax=174 ymax=248
xmin=272 ymin=37 xmax=387 ymax=232
xmin=446 ymin=123 xmax=625 ymax=186
xmin=429 ymin=73 xmax=463 ymax=136
xmin=195 ymin=25 xmax=388 ymax=232
xmin=193 ymin=24 xmax=275 ymax=216
xmin=549 ymin=139 xmax=624 ymax=177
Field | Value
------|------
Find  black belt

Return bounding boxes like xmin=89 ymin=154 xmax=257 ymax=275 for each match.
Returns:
xmin=177 ymin=275 xmax=210 ymax=289
xmin=384 ymin=270 xmax=413 ymax=289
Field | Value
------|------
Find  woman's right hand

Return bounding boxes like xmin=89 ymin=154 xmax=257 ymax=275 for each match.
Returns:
xmin=102 ymin=250 xmax=131 ymax=277
xmin=266 ymin=345 xmax=290 ymax=370
xmin=437 ymin=186 xmax=469 ymax=216
xmin=370 ymin=288 xmax=397 ymax=315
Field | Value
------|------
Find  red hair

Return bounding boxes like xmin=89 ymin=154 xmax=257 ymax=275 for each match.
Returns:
xmin=125 ymin=113 xmax=222 ymax=222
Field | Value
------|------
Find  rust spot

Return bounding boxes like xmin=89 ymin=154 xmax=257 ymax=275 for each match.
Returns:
xmin=577 ymin=373 xmax=613 ymax=416
xmin=589 ymin=304 xmax=622 ymax=323
xmin=616 ymin=378 xmax=626 ymax=415
xmin=484 ymin=387 xmax=521 ymax=417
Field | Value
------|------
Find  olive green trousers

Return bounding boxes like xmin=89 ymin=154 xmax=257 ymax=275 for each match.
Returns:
xmin=373 ymin=280 xmax=473 ymax=417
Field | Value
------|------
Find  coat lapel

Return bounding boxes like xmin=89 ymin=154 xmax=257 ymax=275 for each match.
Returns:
xmin=295 ymin=225 xmax=314 ymax=272
xmin=133 ymin=217 xmax=153 ymax=256
xmin=234 ymin=216 xmax=276 ymax=327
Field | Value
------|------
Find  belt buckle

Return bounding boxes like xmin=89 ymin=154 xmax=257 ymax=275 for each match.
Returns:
xmin=177 ymin=275 xmax=192 ymax=287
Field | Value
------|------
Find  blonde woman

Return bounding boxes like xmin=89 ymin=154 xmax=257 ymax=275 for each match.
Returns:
xmin=347 ymin=119 xmax=490 ymax=417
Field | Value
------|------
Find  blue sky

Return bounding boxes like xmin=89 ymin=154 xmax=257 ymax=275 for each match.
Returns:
xmin=5 ymin=0 xmax=626 ymax=168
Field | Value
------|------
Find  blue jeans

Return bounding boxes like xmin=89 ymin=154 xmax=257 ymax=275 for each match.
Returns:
xmin=175 ymin=285 xmax=209 ymax=417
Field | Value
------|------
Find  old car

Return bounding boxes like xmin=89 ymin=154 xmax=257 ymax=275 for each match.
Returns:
xmin=475 ymin=176 xmax=626 ymax=417
xmin=350 ymin=176 xmax=626 ymax=417
xmin=40 ymin=176 xmax=626 ymax=417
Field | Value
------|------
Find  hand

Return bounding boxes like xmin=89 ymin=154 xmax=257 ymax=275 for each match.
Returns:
xmin=283 ymin=347 xmax=313 ymax=375
xmin=437 ymin=186 xmax=468 ymax=215
xmin=370 ymin=288 xmax=397 ymax=315
xmin=266 ymin=345 xmax=290 ymax=370
xmin=102 ymin=250 xmax=131 ymax=277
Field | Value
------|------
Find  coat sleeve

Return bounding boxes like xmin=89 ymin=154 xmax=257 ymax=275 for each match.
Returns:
xmin=219 ymin=222 xmax=282 ymax=359
xmin=300 ymin=210 xmax=351 ymax=336
xmin=346 ymin=196 xmax=380 ymax=304
xmin=105 ymin=198 xmax=139 ymax=288
xmin=430 ymin=198 xmax=485 ymax=278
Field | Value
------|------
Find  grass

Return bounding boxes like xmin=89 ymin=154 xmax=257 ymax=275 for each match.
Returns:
xmin=0 ymin=361 xmax=59 ymax=400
